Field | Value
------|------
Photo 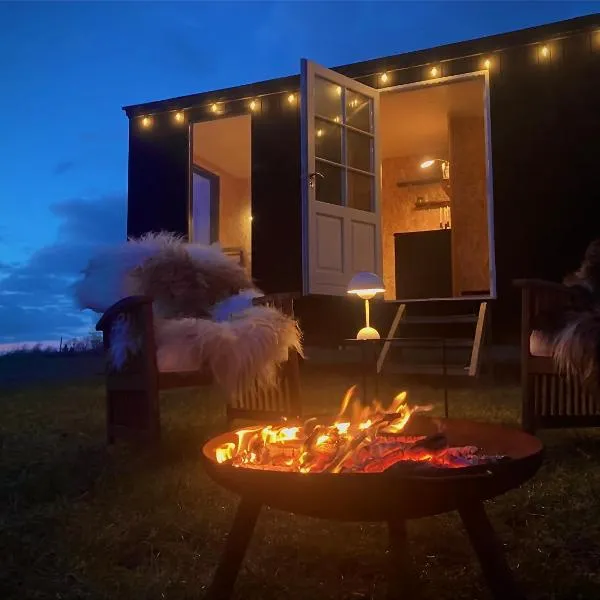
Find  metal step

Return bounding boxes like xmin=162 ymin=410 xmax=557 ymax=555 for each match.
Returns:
xmin=387 ymin=363 xmax=470 ymax=376
xmin=387 ymin=337 xmax=474 ymax=348
xmin=401 ymin=314 xmax=478 ymax=325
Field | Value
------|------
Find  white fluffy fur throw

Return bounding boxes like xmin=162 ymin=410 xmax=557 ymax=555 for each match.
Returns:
xmin=532 ymin=238 xmax=600 ymax=397
xmin=154 ymin=307 xmax=301 ymax=394
xmin=74 ymin=232 xmax=302 ymax=395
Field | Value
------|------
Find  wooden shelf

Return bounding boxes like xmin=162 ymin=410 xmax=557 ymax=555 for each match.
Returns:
xmin=396 ymin=177 xmax=443 ymax=188
xmin=414 ymin=200 xmax=450 ymax=211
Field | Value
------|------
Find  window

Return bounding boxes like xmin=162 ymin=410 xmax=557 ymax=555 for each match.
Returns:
xmin=313 ymin=76 xmax=375 ymax=212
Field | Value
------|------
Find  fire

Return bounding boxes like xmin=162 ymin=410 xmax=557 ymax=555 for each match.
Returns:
xmin=213 ymin=387 xmax=499 ymax=473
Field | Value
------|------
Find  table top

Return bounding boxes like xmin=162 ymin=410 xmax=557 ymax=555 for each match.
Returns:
xmin=343 ymin=337 xmax=450 ymax=344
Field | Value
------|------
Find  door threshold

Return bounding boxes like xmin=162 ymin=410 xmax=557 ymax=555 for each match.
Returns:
xmin=385 ymin=295 xmax=494 ymax=304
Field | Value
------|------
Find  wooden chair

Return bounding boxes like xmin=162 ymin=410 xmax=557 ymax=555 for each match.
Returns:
xmin=96 ymin=292 xmax=301 ymax=444
xmin=514 ymin=279 xmax=600 ymax=433
xmin=225 ymin=293 xmax=302 ymax=428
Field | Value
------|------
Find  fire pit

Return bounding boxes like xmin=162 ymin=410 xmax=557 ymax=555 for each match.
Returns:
xmin=202 ymin=387 xmax=543 ymax=599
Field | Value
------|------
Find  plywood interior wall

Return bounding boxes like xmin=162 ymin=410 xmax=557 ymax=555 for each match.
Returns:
xmin=381 ymin=155 xmax=448 ymax=299
xmin=449 ymin=114 xmax=489 ymax=296
xmin=192 ymin=115 xmax=252 ymax=273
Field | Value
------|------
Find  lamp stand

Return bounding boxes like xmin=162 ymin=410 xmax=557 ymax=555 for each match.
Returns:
xmin=357 ymin=298 xmax=380 ymax=340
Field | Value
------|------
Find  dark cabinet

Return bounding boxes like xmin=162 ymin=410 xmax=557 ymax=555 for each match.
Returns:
xmin=394 ymin=229 xmax=452 ymax=299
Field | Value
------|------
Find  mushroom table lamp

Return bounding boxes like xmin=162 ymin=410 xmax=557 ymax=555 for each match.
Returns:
xmin=347 ymin=272 xmax=385 ymax=340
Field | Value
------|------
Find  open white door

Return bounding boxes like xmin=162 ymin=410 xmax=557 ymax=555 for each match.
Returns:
xmin=301 ymin=59 xmax=382 ymax=296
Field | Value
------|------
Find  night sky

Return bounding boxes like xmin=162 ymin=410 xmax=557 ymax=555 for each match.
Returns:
xmin=0 ymin=0 xmax=596 ymax=347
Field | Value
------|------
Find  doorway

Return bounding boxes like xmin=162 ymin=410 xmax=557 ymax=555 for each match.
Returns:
xmin=190 ymin=114 xmax=252 ymax=270
xmin=380 ymin=75 xmax=494 ymax=301
xmin=300 ymin=60 xmax=495 ymax=302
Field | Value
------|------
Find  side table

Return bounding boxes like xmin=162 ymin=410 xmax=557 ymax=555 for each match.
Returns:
xmin=343 ymin=337 xmax=451 ymax=417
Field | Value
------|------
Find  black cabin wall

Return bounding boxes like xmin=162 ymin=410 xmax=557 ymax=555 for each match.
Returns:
xmin=127 ymin=118 xmax=189 ymax=238
xmin=251 ymin=96 xmax=303 ymax=294
xmin=125 ymin=17 xmax=600 ymax=349
xmin=488 ymin=32 xmax=600 ymax=342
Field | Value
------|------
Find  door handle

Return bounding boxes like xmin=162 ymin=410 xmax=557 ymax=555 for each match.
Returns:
xmin=308 ymin=171 xmax=324 ymax=189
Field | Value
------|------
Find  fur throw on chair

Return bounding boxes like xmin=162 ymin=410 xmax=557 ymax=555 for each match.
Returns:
xmin=532 ymin=238 xmax=600 ymax=393
xmin=74 ymin=232 xmax=302 ymax=395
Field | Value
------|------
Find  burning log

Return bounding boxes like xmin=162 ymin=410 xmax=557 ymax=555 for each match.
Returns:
xmin=214 ymin=387 xmax=507 ymax=475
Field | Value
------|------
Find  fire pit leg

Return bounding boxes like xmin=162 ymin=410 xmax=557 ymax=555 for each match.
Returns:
xmin=387 ymin=518 xmax=419 ymax=599
xmin=458 ymin=502 xmax=525 ymax=600
xmin=205 ymin=498 xmax=262 ymax=600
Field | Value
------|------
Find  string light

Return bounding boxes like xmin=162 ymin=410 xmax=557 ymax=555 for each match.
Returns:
xmin=135 ymin=29 xmax=594 ymax=129
xmin=540 ymin=45 xmax=550 ymax=59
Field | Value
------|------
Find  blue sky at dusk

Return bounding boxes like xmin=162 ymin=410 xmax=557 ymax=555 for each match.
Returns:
xmin=0 ymin=0 xmax=597 ymax=346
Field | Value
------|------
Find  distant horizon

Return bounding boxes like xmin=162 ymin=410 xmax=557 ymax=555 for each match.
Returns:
xmin=0 ymin=335 xmax=97 ymax=355
xmin=0 ymin=340 xmax=61 ymax=354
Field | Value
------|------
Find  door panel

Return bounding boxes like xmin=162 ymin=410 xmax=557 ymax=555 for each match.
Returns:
xmin=350 ymin=219 xmax=377 ymax=273
xmin=301 ymin=59 xmax=381 ymax=296
xmin=316 ymin=213 xmax=344 ymax=272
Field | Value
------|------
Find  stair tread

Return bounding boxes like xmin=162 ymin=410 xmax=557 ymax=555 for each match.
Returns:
xmin=401 ymin=314 xmax=478 ymax=324
xmin=386 ymin=363 xmax=471 ymax=376
xmin=389 ymin=337 xmax=474 ymax=348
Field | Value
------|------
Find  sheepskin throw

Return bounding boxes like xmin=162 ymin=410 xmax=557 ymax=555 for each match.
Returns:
xmin=74 ymin=232 xmax=302 ymax=395
xmin=531 ymin=238 xmax=600 ymax=395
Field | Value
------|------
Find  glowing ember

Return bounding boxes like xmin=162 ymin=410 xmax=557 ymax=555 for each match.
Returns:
xmin=214 ymin=386 xmax=503 ymax=474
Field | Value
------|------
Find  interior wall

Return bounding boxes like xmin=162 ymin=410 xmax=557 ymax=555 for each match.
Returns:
xmin=448 ymin=114 xmax=489 ymax=296
xmin=381 ymin=155 xmax=449 ymax=298
xmin=192 ymin=116 xmax=252 ymax=272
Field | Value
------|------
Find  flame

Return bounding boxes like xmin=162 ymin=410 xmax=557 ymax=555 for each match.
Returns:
xmin=215 ymin=442 xmax=235 ymax=464
xmin=211 ymin=387 xmax=489 ymax=474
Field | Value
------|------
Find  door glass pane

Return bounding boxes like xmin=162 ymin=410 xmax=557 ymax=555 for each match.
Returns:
xmin=315 ymin=117 xmax=342 ymax=164
xmin=315 ymin=76 xmax=343 ymax=122
xmin=346 ymin=90 xmax=372 ymax=132
xmin=347 ymin=130 xmax=372 ymax=173
xmin=315 ymin=159 xmax=343 ymax=205
xmin=347 ymin=171 xmax=373 ymax=212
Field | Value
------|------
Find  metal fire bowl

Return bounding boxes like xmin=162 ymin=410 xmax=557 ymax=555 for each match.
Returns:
xmin=201 ymin=416 xmax=544 ymax=522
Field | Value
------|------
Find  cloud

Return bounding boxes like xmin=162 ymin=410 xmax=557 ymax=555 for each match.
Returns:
xmin=53 ymin=160 xmax=76 ymax=175
xmin=0 ymin=261 xmax=16 ymax=273
xmin=0 ymin=194 xmax=126 ymax=343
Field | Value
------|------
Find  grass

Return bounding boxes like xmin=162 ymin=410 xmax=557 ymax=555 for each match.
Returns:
xmin=1 ymin=365 xmax=600 ymax=599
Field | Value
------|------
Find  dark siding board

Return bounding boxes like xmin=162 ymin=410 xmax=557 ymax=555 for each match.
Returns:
xmin=251 ymin=96 xmax=303 ymax=294
xmin=489 ymin=45 xmax=600 ymax=342
xmin=127 ymin=119 xmax=189 ymax=239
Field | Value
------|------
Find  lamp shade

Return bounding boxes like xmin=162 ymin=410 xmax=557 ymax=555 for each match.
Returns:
xmin=347 ymin=272 xmax=385 ymax=299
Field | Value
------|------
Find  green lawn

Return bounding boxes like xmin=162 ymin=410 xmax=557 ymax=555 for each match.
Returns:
xmin=1 ymin=367 xmax=600 ymax=599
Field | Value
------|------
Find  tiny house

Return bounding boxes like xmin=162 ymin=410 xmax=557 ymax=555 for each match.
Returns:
xmin=123 ymin=15 xmax=600 ymax=345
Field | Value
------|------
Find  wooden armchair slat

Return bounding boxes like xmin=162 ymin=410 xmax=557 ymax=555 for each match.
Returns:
xmin=96 ymin=291 xmax=302 ymax=443
xmin=514 ymin=279 xmax=600 ymax=433
xmin=225 ymin=293 xmax=302 ymax=428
